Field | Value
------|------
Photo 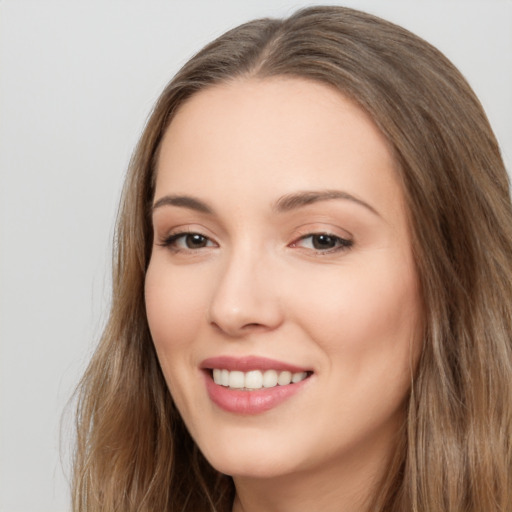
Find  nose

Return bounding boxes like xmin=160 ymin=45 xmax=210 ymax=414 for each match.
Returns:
xmin=207 ymin=248 xmax=284 ymax=337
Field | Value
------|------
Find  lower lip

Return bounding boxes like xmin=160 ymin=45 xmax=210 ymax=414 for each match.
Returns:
xmin=204 ymin=372 xmax=310 ymax=415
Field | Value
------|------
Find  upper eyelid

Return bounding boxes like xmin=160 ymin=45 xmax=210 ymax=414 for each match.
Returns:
xmin=158 ymin=224 xmax=216 ymax=240
xmin=295 ymin=232 xmax=351 ymax=241
xmin=291 ymin=223 xmax=353 ymax=241
xmin=162 ymin=230 xmax=215 ymax=243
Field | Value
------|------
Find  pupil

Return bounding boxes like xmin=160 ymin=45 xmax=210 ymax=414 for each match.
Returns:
xmin=186 ymin=234 xmax=206 ymax=248
xmin=313 ymin=234 xmax=335 ymax=250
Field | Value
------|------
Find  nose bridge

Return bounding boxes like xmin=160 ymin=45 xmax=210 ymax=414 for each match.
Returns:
xmin=208 ymin=239 xmax=282 ymax=336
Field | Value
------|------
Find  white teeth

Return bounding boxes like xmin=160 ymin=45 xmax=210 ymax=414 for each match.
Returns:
xmin=229 ymin=370 xmax=245 ymax=389
xmin=262 ymin=369 xmax=278 ymax=388
xmin=245 ymin=370 xmax=263 ymax=389
xmin=211 ymin=368 xmax=309 ymax=390
xmin=292 ymin=371 xmax=307 ymax=383
xmin=277 ymin=370 xmax=292 ymax=386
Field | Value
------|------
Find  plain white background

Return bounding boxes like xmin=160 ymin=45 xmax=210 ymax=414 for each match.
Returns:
xmin=0 ymin=1 xmax=510 ymax=511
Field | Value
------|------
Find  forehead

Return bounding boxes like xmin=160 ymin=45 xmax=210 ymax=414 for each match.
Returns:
xmin=155 ymin=77 xmax=403 ymax=218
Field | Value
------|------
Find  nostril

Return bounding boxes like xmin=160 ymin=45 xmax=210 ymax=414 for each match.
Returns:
xmin=243 ymin=322 xmax=265 ymax=330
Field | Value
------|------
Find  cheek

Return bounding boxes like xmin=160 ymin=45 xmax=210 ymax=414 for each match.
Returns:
xmin=144 ymin=261 xmax=207 ymax=368
xmin=293 ymin=254 xmax=421 ymax=375
xmin=294 ymin=258 xmax=421 ymax=447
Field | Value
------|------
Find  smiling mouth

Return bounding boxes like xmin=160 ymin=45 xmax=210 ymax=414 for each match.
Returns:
xmin=210 ymin=369 xmax=312 ymax=390
xmin=202 ymin=358 xmax=313 ymax=413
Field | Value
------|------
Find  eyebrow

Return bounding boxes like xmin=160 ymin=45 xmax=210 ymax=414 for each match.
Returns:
xmin=152 ymin=189 xmax=380 ymax=217
xmin=273 ymin=190 xmax=380 ymax=216
xmin=152 ymin=195 xmax=213 ymax=214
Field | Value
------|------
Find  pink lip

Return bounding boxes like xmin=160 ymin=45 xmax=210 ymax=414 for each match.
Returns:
xmin=200 ymin=355 xmax=310 ymax=373
xmin=200 ymin=356 xmax=313 ymax=415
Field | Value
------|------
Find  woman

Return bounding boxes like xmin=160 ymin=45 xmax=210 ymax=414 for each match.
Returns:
xmin=73 ymin=6 xmax=512 ymax=511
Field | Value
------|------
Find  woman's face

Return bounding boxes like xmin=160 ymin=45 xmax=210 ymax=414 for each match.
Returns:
xmin=145 ymin=78 xmax=422 ymax=483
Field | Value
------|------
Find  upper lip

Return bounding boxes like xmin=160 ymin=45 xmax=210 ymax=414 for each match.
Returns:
xmin=200 ymin=355 xmax=311 ymax=373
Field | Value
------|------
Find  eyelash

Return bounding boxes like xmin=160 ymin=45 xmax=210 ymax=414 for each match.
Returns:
xmin=291 ymin=233 xmax=353 ymax=254
xmin=159 ymin=231 xmax=353 ymax=255
xmin=159 ymin=231 xmax=216 ymax=251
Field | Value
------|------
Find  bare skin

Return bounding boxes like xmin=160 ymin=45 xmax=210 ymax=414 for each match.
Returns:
xmin=145 ymin=77 xmax=422 ymax=512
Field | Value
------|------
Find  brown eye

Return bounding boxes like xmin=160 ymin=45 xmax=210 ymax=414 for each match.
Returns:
xmin=311 ymin=234 xmax=337 ymax=250
xmin=292 ymin=233 xmax=353 ymax=253
xmin=185 ymin=234 xmax=209 ymax=248
xmin=160 ymin=232 xmax=216 ymax=251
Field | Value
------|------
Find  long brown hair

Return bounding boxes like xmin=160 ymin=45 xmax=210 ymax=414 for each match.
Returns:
xmin=72 ymin=6 xmax=512 ymax=511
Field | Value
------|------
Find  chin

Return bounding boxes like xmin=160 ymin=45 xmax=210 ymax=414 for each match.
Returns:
xmin=209 ymin=453 xmax=299 ymax=480
xmin=195 ymin=426 xmax=307 ymax=479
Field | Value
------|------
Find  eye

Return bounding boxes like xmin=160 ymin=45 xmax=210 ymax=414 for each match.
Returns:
xmin=160 ymin=232 xmax=216 ymax=251
xmin=292 ymin=233 xmax=353 ymax=253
